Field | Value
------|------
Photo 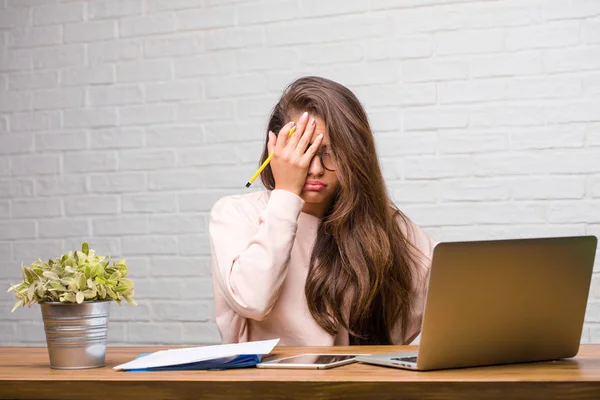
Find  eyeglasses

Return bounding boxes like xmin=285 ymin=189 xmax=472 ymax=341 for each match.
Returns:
xmin=314 ymin=150 xmax=336 ymax=172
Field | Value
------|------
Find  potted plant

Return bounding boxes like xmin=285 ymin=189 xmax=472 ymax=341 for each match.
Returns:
xmin=7 ymin=242 xmax=136 ymax=369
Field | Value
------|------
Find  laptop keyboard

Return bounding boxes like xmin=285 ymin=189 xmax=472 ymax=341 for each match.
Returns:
xmin=390 ymin=356 xmax=417 ymax=363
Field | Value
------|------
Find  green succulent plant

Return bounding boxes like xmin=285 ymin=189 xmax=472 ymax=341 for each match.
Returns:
xmin=7 ymin=242 xmax=136 ymax=312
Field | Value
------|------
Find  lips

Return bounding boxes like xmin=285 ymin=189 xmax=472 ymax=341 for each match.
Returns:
xmin=304 ymin=180 xmax=326 ymax=191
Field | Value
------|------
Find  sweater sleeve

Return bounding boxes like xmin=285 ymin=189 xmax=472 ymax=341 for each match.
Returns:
xmin=209 ymin=190 xmax=304 ymax=322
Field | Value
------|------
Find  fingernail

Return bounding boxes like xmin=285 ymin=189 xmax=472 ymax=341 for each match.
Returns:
xmin=310 ymin=118 xmax=315 ymax=126
xmin=302 ymin=111 xmax=308 ymax=119
xmin=318 ymin=134 xmax=323 ymax=139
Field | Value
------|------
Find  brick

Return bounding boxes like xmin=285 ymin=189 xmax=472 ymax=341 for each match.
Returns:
xmin=237 ymin=48 xmax=297 ymax=73
xmin=543 ymin=47 xmax=600 ymax=73
xmin=365 ymin=36 xmax=432 ymax=61
xmin=61 ymin=66 xmax=114 ymax=86
xmin=64 ymin=21 xmax=116 ymax=43
xmin=12 ymin=154 xmax=59 ymax=176
xmin=402 ymin=59 xmax=469 ymax=82
xmin=439 ymin=130 xmax=508 ymax=154
xmin=0 ymin=49 xmax=31 ymax=72
xmin=583 ymin=19 xmax=600 ymax=44
xmin=0 ymin=7 xmax=30 ymax=29
xmin=35 ymin=131 xmax=88 ymax=152
xmin=353 ymin=83 xmax=436 ymax=108
xmin=471 ymin=52 xmax=542 ymax=78
xmin=0 ymin=92 xmax=31 ymax=112
xmin=0 ymin=220 xmax=36 ymax=240
xmin=179 ymin=191 xmax=237 ymax=213
xmin=148 ymin=171 xmax=207 ymax=191
xmin=0 ymin=158 xmax=9 ymax=177
xmin=38 ymin=218 xmax=89 ymax=239
xmin=63 ymin=108 xmax=117 ymax=129
xmin=430 ymin=224 xmax=586 ymax=243
xmin=144 ymin=82 xmax=203 ymax=103
xmin=375 ymin=132 xmax=436 ymax=156
xmin=0 ymin=201 xmax=8 ymax=218
xmin=439 ymin=79 xmax=506 ymax=104
xmin=89 ymin=0 xmax=142 ymax=20
xmin=205 ymin=74 xmax=267 ymax=98
xmin=9 ymin=26 xmax=62 ymax=48
xmin=143 ymin=36 xmax=202 ymax=58
xmin=512 ymin=177 xmax=585 ymax=200
xmin=543 ymin=0 xmax=600 ymax=20
xmin=65 ymin=196 xmax=118 ymax=216
xmin=175 ymin=52 xmax=236 ymax=77
xmin=391 ymin=181 xmax=438 ymax=205
xmin=116 ymin=60 xmax=172 ymax=83
xmin=145 ymin=127 xmax=204 ymax=147
xmin=35 ymin=176 xmax=87 ymax=197
xmin=122 ymin=193 xmax=176 ymax=213
xmin=205 ymin=166 xmax=252 ymax=189
xmin=88 ymin=85 xmax=142 ymax=106
xmin=9 ymin=71 xmax=58 ymax=91
xmin=120 ymin=104 xmax=175 ymax=126
xmin=0 ymin=134 xmax=34 ymax=154
xmin=439 ymin=179 xmax=510 ymax=202
xmin=405 ymin=156 xmax=473 ymax=179
xmin=299 ymin=0 xmax=367 ymax=17
xmin=436 ymin=29 xmax=504 ymax=55
xmin=119 ymin=150 xmax=176 ymax=171
xmin=33 ymin=3 xmax=83 ymax=25
xmin=206 ymin=27 xmax=263 ymax=50
xmin=89 ymin=172 xmax=146 ymax=193
xmin=33 ymin=88 xmax=85 ymax=110
xmin=470 ymin=105 xmax=544 ymax=127
xmin=584 ymin=73 xmax=600 ymax=95
xmin=548 ymin=202 xmax=600 ymax=223
xmin=150 ymin=256 xmax=212 ymax=277
xmin=13 ymin=321 xmax=46 ymax=343
xmin=122 ymin=235 xmax=178 ymax=255
xmin=107 ymin=322 xmax=128 ymax=344
xmin=317 ymin=62 xmax=399 ymax=86
xmin=506 ymin=76 xmax=581 ymax=100
xmin=152 ymin=300 xmax=214 ymax=321
xmin=146 ymin=0 xmax=202 ymax=12
xmin=182 ymin=323 xmax=221 ymax=345
xmin=63 ymin=238 xmax=121 ymax=258
xmin=91 ymin=128 xmax=144 ymax=150
xmin=63 ymin=152 xmax=118 ymax=173
xmin=12 ymin=199 xmax=62 ymax=219
xmin=237 ymin=96 xmax=278 ymax=118
xmin=475 ymin=151 xmax=600 ymax=176
xmin=506 ymin=21 xmax=579 ymax=50
xmin=110 ymin=302 xmax=151 ymax=321
xmin=0 ymin=179 xmax=34 ymax=198
xmin=128 ymin=322 xmax=182 ymax=344
xmin=404 ymin=107 xmax=469 ymax=130
xmin=510 ymin=125 xmax=586 ymax=150
xmin=120 ymin=14 xmax=175 ymax=38
xmin=545 ymin=101 xmax=600 ymax=124
xmin=150 ymin=215 xmax=206 ymax=234
xmin=177 ymin=101 xmax=234 ymax=122
xmin=93 ymin=216 xmax=149 ymax=236
xmin=266 ymin=15 xmax=392 ymax=45
xmin=177 ymin=6 xmax=235 ymax=30
xmin=589 ymin=177 xmax=600 ymax=197
xmin=88 ymin=41 xmax=140 ymax=65
xmin=368 ymin=110 xmax=401 ymax=132
xmin=33 ymin=45 xmax=85 ymax=70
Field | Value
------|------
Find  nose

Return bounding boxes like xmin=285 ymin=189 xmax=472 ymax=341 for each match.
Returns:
xmin=307 ymin=153 xmax=324 ymax=177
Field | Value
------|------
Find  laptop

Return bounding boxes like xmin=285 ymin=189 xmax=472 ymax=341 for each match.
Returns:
xmin=356 ymin=235 xmax=598 ymax=371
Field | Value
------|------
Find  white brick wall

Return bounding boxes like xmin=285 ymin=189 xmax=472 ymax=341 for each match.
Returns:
xmin=0 ymin=0 xmax=599 ymax=347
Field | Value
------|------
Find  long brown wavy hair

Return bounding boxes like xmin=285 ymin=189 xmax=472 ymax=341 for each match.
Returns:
xmin=259 ymin=76 xmax=424 ymax=345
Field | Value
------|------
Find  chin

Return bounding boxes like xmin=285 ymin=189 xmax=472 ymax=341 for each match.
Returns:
xmin=300 ymin=190 xmax=327 ymax=203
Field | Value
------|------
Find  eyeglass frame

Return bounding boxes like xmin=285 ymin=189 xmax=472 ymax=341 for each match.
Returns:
xmin=313 ymin=150 xmax=336 ymax=172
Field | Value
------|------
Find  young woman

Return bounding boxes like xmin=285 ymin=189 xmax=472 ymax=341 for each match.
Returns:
xmin=209 ymin=76 xmax=437 ymax=346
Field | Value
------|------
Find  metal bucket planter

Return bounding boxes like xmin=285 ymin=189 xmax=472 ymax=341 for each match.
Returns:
xmin=40 ymin=301 xmax=110 ymax=369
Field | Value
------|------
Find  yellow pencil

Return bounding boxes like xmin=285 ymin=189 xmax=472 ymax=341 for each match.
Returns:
xmin=245 ymin=126 xmax=296 ymax=188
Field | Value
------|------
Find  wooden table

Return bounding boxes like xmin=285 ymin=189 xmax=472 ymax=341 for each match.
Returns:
xmin=1 ymin=345 xmax=600 ymax=399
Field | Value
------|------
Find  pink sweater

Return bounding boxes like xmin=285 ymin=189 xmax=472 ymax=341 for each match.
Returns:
xmin=209 ymin=189 xmax=436 ymax=346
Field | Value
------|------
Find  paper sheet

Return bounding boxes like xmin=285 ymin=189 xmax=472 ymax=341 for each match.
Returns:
xmin=113 ymin=338 xmax=280 ymax=371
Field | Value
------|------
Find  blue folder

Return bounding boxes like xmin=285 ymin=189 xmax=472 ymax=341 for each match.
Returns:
xmin=126 ymin=353 xmax=262 ymax=372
